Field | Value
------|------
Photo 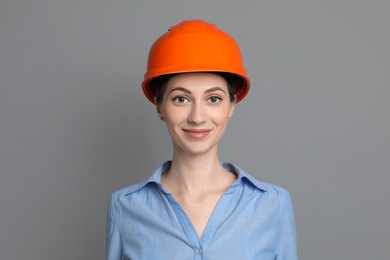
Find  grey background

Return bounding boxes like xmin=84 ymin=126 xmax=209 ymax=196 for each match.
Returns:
xmin=0 ymin=0 xmax=389 ymax=259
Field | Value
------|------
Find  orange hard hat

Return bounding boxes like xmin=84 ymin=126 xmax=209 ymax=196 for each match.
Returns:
xmin=142 ymin=20 xmax=250 ymax=104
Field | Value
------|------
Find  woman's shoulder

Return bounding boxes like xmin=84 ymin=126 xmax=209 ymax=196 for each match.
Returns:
xmin=109 ymin=162 xmax=168 ymax=202
xmin=110 ymin=181 xmax=146 ymax=199
xmin=226 ymin=162 xmax=293 ymax=200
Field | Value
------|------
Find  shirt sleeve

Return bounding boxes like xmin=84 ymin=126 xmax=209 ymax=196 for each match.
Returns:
xmin=106 ymin=194 xmax=122 ymax=260
xmin=277 ymin=189 xmax=298 ymax=260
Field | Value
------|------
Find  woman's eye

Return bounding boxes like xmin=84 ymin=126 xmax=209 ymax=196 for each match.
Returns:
xmin=208 ymin=96 xmax=222 ymax=103
xmin=173 ymin=96 xmax=189 ymax=103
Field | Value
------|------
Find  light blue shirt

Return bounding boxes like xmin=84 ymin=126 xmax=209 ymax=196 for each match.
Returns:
xmin=106 ymin=161 xmax=297 ymax=260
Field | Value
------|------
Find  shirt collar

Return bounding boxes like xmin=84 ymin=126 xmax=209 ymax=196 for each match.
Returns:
xmin=125 ymin=161 xmax=267 ymax=196
xmin=222 ymin=162 xmax=268 ymax=191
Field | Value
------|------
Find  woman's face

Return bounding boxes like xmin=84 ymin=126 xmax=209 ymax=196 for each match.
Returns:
xmin=157 ymin=73 xmax=235 ymax=156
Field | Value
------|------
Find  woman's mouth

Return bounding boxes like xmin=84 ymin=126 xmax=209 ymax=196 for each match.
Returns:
xmin=183 ymin=129 xmax=211 ymax=139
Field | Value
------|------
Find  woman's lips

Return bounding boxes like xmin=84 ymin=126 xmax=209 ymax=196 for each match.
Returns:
xmin=183 ymin=129 xmax=211 ymax=139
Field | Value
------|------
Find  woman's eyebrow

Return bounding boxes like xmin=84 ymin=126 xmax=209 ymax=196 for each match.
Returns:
xmin=168 ymin=87 xmax=191 ymax=95
xmin=205 ymin=87 xmax=226 ymax=94
xmin=168 ymin=86 xmax=226 ymax=95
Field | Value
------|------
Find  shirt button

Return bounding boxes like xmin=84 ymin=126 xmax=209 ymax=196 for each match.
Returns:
xmin=198 ymin=248 xmax=203 ymax=255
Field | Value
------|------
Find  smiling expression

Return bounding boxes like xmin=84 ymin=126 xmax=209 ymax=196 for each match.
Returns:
xmin=156 ymin=73 xmax=235 ymax=156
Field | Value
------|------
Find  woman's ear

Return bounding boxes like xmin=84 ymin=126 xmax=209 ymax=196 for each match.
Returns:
xmin=155 ymin=98 xmax=164 ymax=121
xmin=229 ymin=95 xmax=237 ymax=118
xmin=229 ymin=106 xmax=235 ymax=119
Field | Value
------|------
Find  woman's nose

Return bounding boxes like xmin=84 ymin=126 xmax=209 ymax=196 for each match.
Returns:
xmin=188 ymin=102 xmax=206 ymax=124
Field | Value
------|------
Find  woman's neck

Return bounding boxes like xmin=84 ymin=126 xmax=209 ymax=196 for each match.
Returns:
xmin=162 ymin=151 xmax=235 ymax=195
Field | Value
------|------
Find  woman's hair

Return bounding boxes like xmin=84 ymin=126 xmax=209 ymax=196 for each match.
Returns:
xmin=150 ymin=72 xmax=240 ymax=106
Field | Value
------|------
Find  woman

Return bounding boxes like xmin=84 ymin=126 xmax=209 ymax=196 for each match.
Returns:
xmin=106 ymin=20 xmax=297 ymax=260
